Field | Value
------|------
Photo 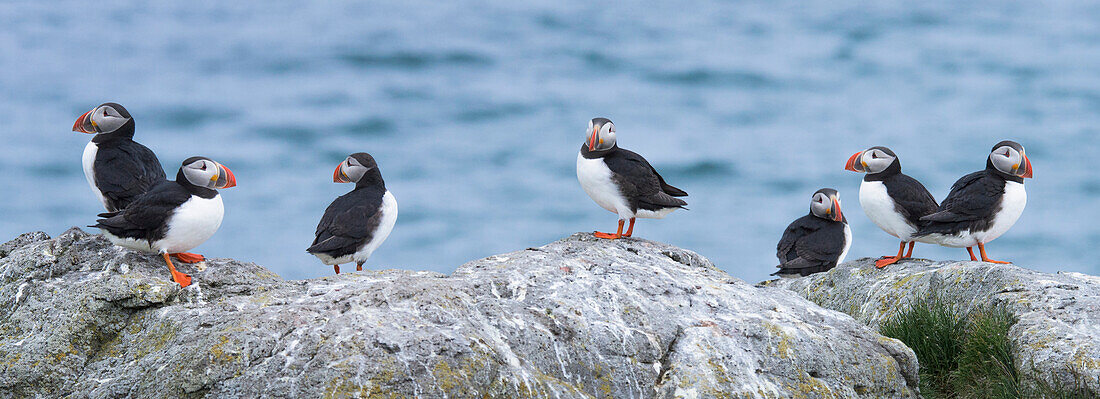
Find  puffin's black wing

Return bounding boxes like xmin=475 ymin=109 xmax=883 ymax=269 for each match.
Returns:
xmin=307 ymin=188 xmax=385 ymax=257
xmin=883 ymin=173 xmax=939 ymax=226
xmin=917 ymin=170 xmax=1003 ymax=236
xmin=90 ymin=181 xmax=189 ymax=241
xmin=95 ymin=141 xmax=166 ymax=211
xmin=774 ymin=215 xmax=845 ymax=276
xmin=604 ymin=148 xmax=688 ymax=211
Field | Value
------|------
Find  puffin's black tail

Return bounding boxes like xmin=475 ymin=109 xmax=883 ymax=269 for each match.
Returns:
xmin=772 ymin=264 xmax=834 ymax=277
xmin=662 ymin=183 xmax=688 ymax=197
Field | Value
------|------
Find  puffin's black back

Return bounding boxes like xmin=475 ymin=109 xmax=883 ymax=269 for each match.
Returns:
xmin=775 ymin=214 xmax=847 ymax=276
xmin=916 ymin=170 xmax=1008 ymax=236
xmin=91 ymin=119 xmax=166 ymax=211
xmin=90 ymin=180 xmax=191 ymax=243
xmin=308 ymin=185 xmax=386 ymax=258
xmin=90 ymin=167 xmax=216 ymax=243
xmin=582 ymin=144 xmax=688 ymax=212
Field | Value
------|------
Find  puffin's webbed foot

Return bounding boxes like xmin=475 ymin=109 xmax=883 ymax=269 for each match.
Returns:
xmin=594 ymin=219 xmax=626 ymax=240
xmin=171 ymin=252 xmax=205 ymax=263
xmin=162 ymin=253 xmax=192 ymax=288
xmin=976 ymin=243 xmax=1011 ymax=264
xmin=593 ymin=231 xmax=623 ymax=240
xmin=875 ymin=257 xmax=901 ymax=268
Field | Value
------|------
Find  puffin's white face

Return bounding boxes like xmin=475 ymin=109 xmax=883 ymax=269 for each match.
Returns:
xmin=585 ymin=118 xmax=616 ymax=151
xmin=333 ymin=154 xmax=378 ymax=183
xmin=989 ymin=143 xmax=1033 ymax=178
xmin=845 ymin=147 xmax=896 ymax=174
xmin=181 ymin=158 xmax=237 ymax=189
xmin=810 ymin=190 xmax=844 ymax=221
xmin=334 ymin=156 xmax=370 ymax=183
xmin=73 ymin=103 xmax=131 ymax=134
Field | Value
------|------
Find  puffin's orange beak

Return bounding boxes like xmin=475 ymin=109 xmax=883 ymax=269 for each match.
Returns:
xmin=844 ymin=151 xmax=864 ymax=172
xmin=832 ymin=198 xmax=843 ymax=222
xmin=73 ymin=110 xmax=95 ymax=134
xmin=588 ymin=127 xmax=598 ymax=151
xmin=1020 ymin=154 xmax=1033 ymax=178
xmin=216 ymin=163 xmax=236 ymax=189
xmin=334 ymin=163 xmax=351 ymax=183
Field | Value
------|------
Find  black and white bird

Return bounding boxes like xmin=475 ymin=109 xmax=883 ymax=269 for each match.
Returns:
xmin=576 ymin=117 xmax=687 ymax=239
xmin=308 ymin=153 xmax=397 ymax=274
xmin=844 ymin=146 xmax=939 ymax=268
xmin=915 ymin=141 xmax=1033 ymax=263
xmin=73 ymin=103 xmax=166 ymax=212
xmin=90 ymin=157 xmax=236 ymax=287
xmin=774 ymin=188 xmax=851 ymax=276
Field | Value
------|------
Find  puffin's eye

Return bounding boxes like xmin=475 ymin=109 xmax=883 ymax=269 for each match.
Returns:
xmin=200 ymin=163 xmax=207 ymax=171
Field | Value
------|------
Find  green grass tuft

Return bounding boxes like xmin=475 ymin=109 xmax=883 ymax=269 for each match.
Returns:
xmin=879 ymin=295 xmax=1096 ymax=399
xmin=879 ymin=295 xmax=968 ymax=397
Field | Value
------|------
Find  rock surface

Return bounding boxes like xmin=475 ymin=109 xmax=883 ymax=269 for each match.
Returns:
xmin=766 ymin=258 xmax=1100 ymax=395
xmin=0 ymin=229 xmax=918 ymax=398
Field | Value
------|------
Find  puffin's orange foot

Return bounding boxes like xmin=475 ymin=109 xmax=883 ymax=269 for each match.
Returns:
xmin=593 ymin=231 xmax=622 ymax=240
xmin=984 ymin=259 xmax=1012 ymax=264
xmin=172 ymin=252 xmax=205 ymax=263
xmin=875 ymin=257 xmax=902 ymax=268
xmin=171 ymin=272 xmax=192 ymax=288
xmin=334 ymin=265 xmax=341 ymax=274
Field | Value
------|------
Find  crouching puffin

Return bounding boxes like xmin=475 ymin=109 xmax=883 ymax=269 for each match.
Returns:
xmin=915 ymin=141 xmax=1033 ymax=263
xmin=845 ymin=146 xmax=939 ymax=268
xmin=774 ymin=189 xmax=851 ymax=276
xmin=308 ymin=153 xmax=397 ymax=274
xmin=90 ymin=157 xmax=236 ymax=287
xmin=576 ymin=117 xmax=687 ymax=239
xmin=73 ymin=103 xmax=166 ymax=212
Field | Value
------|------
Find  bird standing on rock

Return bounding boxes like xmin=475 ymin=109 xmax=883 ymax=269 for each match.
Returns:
xmin=576 ymin=117 xmax=687 ymax=239
xmin=308 ymin=153 xmax=397 ymax=274
xmin=844 ymin=146 xmax=939 ymax=268
xmin=915 ymin=141 xmax=1033 ymax=263
xmin=90 ymin=157 xmax=236 ymax=288
xmin=774 ymin=188 xmax=851 ymax=276
xmin=73 ymin=103 xmax=166 ymax=212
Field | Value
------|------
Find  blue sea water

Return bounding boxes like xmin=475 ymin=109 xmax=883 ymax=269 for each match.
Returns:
xmin=1 ymin=1 xmax=1098 ymax=284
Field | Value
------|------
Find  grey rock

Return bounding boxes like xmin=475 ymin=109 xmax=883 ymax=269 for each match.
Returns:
xmin=0 ymin=229 xmax=918 ymax=398
xmin=766 ymin=258 xmax=1100 ymax=395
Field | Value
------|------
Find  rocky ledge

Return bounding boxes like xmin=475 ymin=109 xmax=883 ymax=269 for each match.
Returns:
xmin=766 ymin=258 xmax=1100 ymax=396
xmin=1 ymin=228 xmax=917 ymax=398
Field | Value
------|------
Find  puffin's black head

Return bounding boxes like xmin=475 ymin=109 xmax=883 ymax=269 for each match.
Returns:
xmin=810 ymin=188 xmax=844 ymax=222
xmin=179 ymin=156 xmax=237 ymax=189
xmin=72 ymin=102 xmax=134 ymax=136
xmin=845 ymin=146 xmax=898 ymax=174
xmin=333 ymin=152 xmax=382 ymax=184
xmin=987 ymin=140 xmax=1033 ymax=179
xmin=585 ymin=117 xmax=616 ymax=152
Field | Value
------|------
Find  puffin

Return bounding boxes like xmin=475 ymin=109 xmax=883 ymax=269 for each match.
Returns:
xmin=844 ymin=146 xmax=939 ymax=268
xmin=308 ymin=153 xmax=398 ymax=274
xmin=915 ymin=141 xmax=1033 ymax=263
xmin=576 ymin=117 xmax=687 ymax=239
xmin=73 ymin=103 xmax=166 ymax=212
xmin=90 ymin=157 xmax=236 ymax=287
xmin=774 ymin=188 xmax=851 ymax=276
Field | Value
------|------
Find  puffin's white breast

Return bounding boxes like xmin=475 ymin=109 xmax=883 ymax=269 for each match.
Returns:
xmin=577 ymin=152 xmax=631 ymax=219
xmin=859 ymin=180 xmax=918 ymax=241
xmin=837 ymin=224 xmax=852 ymax=265
xmin=82 ymin=141 xmax=109 ymax=210
xmin=973 ymin=181 xmax=1026 ymax=244
xmin=355 ymin=190 xmax=398 ymax=263
xmin=156 ymin=194 xmax=224 ymax=254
